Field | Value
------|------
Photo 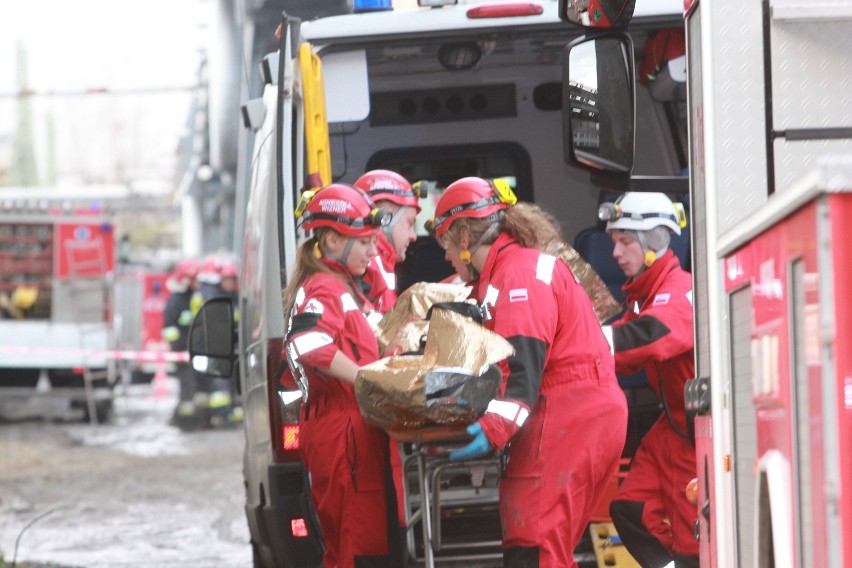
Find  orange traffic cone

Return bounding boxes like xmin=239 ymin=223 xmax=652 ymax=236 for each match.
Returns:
xmin=153 ymin=365 xmax=170 ymax=398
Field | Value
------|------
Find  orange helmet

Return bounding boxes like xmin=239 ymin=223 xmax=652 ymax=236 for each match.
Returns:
xmin=353 ymin=169 xmax=423 ymax=212
xmin=295 ymin=183 xmax=390 ymax=237
xmin=426 ymin=177 xmax=517 ymax=238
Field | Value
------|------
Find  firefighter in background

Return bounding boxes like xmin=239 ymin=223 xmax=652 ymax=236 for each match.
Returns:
xmin=217 ymin=259 xmax=243 ymax=424
xmin=162 ymin=258 xmax=201 ymax=430
xmin=600 ymin=192 xmax=698 ymax=568
xmin=353 ymin=169 xmax=421 ymax=313
xmin=427 ymin=176 xmax=628 ymax=567
xmin=193 ymin=254 xmax=242 ymax=427
xmin=282 ymin=183 xmax=393 ymax=568
xmin=0 ymin=285 xmax=39 ymax=319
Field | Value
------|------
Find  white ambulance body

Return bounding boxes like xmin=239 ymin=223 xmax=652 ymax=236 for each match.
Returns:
xmin=191 ymin=1 xmax=687 ymax=566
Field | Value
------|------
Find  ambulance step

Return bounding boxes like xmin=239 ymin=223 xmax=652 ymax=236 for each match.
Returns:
xmin=588 ymin=522 xmax=641 ymax=568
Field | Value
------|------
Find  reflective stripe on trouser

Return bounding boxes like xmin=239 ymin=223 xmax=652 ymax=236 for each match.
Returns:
xmin=500 ymin=381 xmax=627 ymax=567
xmin=299 ymin=399 xmax=391 ymax=568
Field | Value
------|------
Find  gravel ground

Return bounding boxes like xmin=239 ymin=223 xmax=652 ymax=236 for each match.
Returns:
xmin=0 ymin=379 xmax=252 ymax=568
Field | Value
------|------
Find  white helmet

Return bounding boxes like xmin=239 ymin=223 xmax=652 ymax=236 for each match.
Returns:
xmin=599 ymin=192 xmax=685 ymax=235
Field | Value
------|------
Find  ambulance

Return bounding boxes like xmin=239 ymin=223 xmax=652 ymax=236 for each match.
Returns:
xmin=188 ymin=0 xmax=688 ymax=565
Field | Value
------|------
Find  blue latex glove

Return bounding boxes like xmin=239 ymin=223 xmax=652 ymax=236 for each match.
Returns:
xmin=448 ymin=422 xmax=491 ymax=462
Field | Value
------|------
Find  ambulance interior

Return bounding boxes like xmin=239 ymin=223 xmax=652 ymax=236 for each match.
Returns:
xmin=312 ymin=17 xmax=690 ymax=560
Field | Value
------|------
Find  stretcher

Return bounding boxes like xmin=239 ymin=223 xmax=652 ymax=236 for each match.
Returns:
xmin=401 ymin=440 xmax=503 ymax=567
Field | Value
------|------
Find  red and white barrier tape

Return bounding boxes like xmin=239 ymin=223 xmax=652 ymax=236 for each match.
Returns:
xmin=0 ymin=345 xmax=189 ymax=363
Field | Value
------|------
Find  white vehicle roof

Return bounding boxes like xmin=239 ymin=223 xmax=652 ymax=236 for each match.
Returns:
xmin=302 ymin=0 xmax=683 ymax=43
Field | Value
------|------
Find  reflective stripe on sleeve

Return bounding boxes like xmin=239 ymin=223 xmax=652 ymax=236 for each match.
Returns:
xmin=341 ymin=293 xmax=359 ymax=312
xmin=601 ymin=325 xmax=614 ymax=356
xmin=483 ymin=284 xmax=500 ymax=307
xmin=294 ymin=287 xmax=306 ymax=309
xmin=292 ymin=331 xmax=333 ymax=357
xmin=535 ymin=253 xmax=556 ymax=285
xmin=378 ymin=262 xmax=396 ymax=289
xmin=485 ymin=399 xmax=529 ymax=428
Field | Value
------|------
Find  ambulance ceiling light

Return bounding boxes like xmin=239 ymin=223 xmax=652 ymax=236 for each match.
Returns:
xmin=354 ymin=0 xmax=393 ymax=12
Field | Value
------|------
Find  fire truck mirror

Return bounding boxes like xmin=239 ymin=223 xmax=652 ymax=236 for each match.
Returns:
xmin=563 ymin=34 xmax=634 ymax=175
xmin=188 ymin=297 xmax=235 ymax=378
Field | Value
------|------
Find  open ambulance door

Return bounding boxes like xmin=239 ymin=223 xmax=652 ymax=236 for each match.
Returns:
xmin=559 ymin=0 xmax=688 ymax=196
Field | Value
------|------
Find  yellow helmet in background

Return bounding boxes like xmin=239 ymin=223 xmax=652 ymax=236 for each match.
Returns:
xmin=12 ymin=286 xmax=39 ymax=310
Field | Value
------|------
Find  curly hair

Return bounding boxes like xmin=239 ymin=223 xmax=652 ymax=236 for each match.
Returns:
xmin=441 ymin=202 xmax=563 ymax=252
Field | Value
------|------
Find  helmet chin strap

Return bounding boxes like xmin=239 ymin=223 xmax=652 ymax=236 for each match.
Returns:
xmin=322 ymin=237 xmax=356 ymax=268
xmin=635 ymin=232 xmax=668 ymax=271
xmin=381 ymin=208 xmax=406 ymax=243
xmin=459 ymin=221 xmax=501 ymax=280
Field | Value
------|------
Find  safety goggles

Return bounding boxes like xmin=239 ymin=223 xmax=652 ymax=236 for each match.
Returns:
xmin=597 ymin=201 xmax=687 ymax=228
xmin=295 ymin=189 xmax=392 ymax=229
xmin=370 ymin=181 xmax=429 ymax=199
xmin=301 ymin=207 xmax=392 ymax=230
xmin=424 ymin=178 xmax=517 ymax=236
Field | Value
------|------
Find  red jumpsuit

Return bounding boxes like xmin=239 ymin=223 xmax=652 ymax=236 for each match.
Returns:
xmin=607 ymin=250 xmax=699 ymax=565
xmin=476 ymin=233 xmax=628 ymax=567
xmin=286 ymin=261 xmax=390 ymax=568
xmin=359 ymin=234 xmax=410 ymax=536
xmin=362 ymin=236 xmax=398 ymax=314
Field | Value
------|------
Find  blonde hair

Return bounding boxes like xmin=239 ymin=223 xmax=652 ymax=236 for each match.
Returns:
xmin=282 ymin=229 xmax=360 ymax=317
xmin=442 ymin=202 xmax=563 ymax=252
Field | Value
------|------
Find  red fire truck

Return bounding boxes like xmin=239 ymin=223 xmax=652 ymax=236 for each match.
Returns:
xmin=561 ymin=0 xmax=852 ymax=566
xmin=0 ymin=203 xmax=118 ymax=423
xmin=114 ymin=269 xmax=172 ymax=382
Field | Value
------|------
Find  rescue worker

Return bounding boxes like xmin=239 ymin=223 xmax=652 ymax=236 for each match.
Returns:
xmin=599 ymin=192 xmax=698 ymax=568
xmin=282 ymin=183 xmax=393 ymax=568
xmin=193 ymin=254 xmax=242 ymax=426
xmin=353 ymin=169 xmax=421 ymax=313
xmin=353 ymin=168 xmax=422 ymax=560
xmin=162 ymin=258 xmax=201 ymax=430
xmin=427 ymin=176 xmax=628 ymax=567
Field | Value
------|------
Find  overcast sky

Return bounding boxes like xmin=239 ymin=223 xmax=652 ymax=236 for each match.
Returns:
xmin=0 ymin=0 xmax=209 ymax=189
xmin=0 ymin=0 xmax=207 ymax=92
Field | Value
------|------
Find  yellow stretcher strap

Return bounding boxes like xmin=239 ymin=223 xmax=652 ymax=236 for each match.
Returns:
xmin=300 ymin=42 xmax=331 ymax=191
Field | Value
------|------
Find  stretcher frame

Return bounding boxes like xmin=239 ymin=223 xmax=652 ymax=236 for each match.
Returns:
xmin=402 ymin=442 xmax=502 ymax=567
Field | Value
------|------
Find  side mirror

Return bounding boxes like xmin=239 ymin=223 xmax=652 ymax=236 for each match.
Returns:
xmin=188 ymin=297 xmax=236 ymax=378
xmin=563 ymin=34 xmax=635 ymax=174
xmin=558 ymin=0 xmax=636 ymax=28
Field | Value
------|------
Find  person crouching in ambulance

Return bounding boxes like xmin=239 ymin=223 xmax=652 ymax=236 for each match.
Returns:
xmin=283 ymin=183 xmax=393 ymax=568
xmin=427 ymin=176 xmax=628 ymax=567
xmin=600 ymin=192 xmax=699 ymax=568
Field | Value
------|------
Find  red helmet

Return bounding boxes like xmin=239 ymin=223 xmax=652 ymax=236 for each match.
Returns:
xmin=296 ymin=183 xmax=390 ymax=237
xmin=426 ymin=177 xmax=518 ymax=238
xmin=197 ymin=255 xmax=224 ymax=284
xmin=173 ymin=258 xmax=199 ymax=282
xmin=219 ymin=260 xmax=238 ymax=278
xmin=353 ymin=169 xmax=423 ymax=212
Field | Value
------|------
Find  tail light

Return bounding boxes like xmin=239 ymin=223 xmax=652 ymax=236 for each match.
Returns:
xmin=267 ymin=338 xmax=303 ymax=462
xmin=291 ymin=518 xmax=309 ymax=538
